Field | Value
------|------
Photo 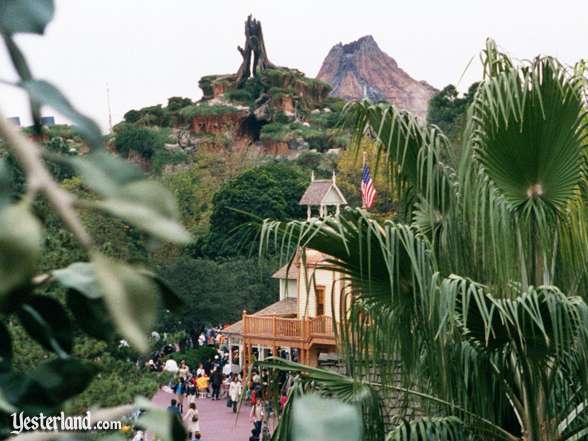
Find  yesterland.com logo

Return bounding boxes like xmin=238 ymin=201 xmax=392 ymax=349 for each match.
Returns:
xmin=10 ymin=411 xmax=122 ymax=434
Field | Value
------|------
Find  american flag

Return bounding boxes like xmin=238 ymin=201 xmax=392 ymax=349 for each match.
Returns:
xmin=361 ymin=164 xmax=377 ymax=209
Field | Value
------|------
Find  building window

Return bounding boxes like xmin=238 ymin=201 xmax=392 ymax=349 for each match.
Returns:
xmin=316 ymin=286 xmax=325 ymax=316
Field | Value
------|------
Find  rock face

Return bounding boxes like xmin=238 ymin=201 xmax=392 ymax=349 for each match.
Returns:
xmin=317 ymin=35 xmax=437 ymax=119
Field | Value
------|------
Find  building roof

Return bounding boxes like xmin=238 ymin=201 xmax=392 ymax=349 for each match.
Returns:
xmin=299 ymin=172 xmax=348 ymax=207
xmin=222 ymin=320 xmax=243 ymax=336
xmin=222 ymin=298 xmax=298 ymax=336
xmin=253 ymin=297 xmax=298 ymax=316
xmin=302 ymin=249 xmax=327 ymax=265
xmin=299 ymin=180 xmax=333 ymax=205
xmin=272 ymin=263 xmax=299 ymax=280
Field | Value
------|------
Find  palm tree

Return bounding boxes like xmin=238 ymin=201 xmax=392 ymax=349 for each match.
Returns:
xmin=259 ymin=41 xmax=588 ymax=441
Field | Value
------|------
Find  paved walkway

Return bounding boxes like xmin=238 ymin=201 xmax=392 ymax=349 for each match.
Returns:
xmin=152 ymin=388 xmax=252 ymax=441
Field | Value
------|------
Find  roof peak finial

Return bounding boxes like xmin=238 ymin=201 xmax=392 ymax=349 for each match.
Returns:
xmin=332 ymin=170 xmax=336 ymax=184
xmin=311 ymin=170 xmax=315 ymax=182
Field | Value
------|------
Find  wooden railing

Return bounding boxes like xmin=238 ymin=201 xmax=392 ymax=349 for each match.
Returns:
xmin=243 ymin=314 xmax=335 ymax=343
xmin=309 ymin=315 xmax=334 ymax=337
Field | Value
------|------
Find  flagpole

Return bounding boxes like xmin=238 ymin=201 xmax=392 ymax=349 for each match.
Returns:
xmin=362 ymin=150 xmax=367 ymax=209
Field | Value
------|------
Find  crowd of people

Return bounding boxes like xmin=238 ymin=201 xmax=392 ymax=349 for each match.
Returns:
xmin=131 ymin=326 xmax=291 ymax=441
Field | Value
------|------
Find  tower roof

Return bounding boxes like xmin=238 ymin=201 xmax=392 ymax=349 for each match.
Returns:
xmin=298 ymin=173 xmax=347 ymax=206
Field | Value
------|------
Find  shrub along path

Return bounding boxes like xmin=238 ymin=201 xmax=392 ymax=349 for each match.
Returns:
xmin=152 ymin=388 xmax=252 ymax=441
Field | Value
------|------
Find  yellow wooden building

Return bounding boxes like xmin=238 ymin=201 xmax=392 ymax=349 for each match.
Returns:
xmin=222 ymin=173 xmax=347 ymax=373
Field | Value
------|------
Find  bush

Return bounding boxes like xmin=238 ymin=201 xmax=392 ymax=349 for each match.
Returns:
xmin=296 ymin=151 xmax=323 ymax=170
xmin=273 ymin=112 xmax=290 ymax=124
xmin=198 ymin=75 xmax=220 ymax=97
xmin=66 ymin=358 xmax=160 ymax=412
xmin=260 ymin=122 xmax=291 ymax=142
xmin=179 ymin=103 xmax=238 ymax=120
xmin=307 ymin=111 xmax=342 ymax=129
xmin=167 ymin=96 xmax=193 ymax=112
xmin=194 ymin=162 xmax=307 ymax=259
xmin=123 ymin=109 xmax=141 ymax=124
xmin=45 ymin=124 xmax=80 ymax=140
xmin=123 ymin=105 xmax=171 ymax=126
xmin=151 ymin=148 xmax=189 ymax=174
xmin=113 ymin=125 xmax=164 ymax=158
xmin=168 ymin=346 xmax=218 ymax=368
xmin=224 ymin=89 xmax=253 ymax=105
xmin=268 ymin=86 xmax=289 ymax=98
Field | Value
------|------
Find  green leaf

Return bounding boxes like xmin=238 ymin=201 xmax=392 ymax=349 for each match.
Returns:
xmin=93 ymin=253 xmax=159 ymax=352
xmin=0 ymin=203 xmax=42 ymax=310
xmin=4 ymin=34 xmax=32 ymax=80
xmin=0 ymin=387 xmax=16 ymax=413
xmin=69 ymin=150 xmax=144 ymax=197
xmin=96 ymin=180 xmax=191 ymax=244
xmin=137 ymin=268 xmax=184 ymax=311
xmin=0 ymin=159 xmax=12 ymax=209
xmin=20 ymin=80 xmax=103 ymax=150
xmin=17 ymin=295 xmax=73 ymax=356
xmin=0 ymin=371 xmax=54 ymax=413
xmin=136 ymin=408 xmax=186 ymax=441
xmin=292 ymin=395 xmax=362 ymax=441
xmin=52 ymin=262 xmax=101 ymax=299
xmin=0 ymin=321 xmax=11 ymax=372
xmin=66 ymin=290 xmax=115 ymax=341
xmin=0 ymin=0 xmax=55 ymax=34
xmin=387 ymin=417 xmax=465 ymax=441
xmin=473 ymin=59 xmax=588 ymax=216
xmin=0 ymin=359 xmax=94 ymax=413
xmin=31 ymin=358 xmax=96 ymax=403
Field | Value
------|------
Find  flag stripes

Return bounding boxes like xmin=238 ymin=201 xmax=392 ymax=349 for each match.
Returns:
xmin=361 ymin=164 xmax=377 ymax=209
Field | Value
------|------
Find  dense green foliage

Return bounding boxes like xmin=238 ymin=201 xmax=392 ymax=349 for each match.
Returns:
xmin=0 ymin=5 xmax=194 ymax=438
xmin=159 ymin=256 xmax=277 ymax=328
xmin=224 ymin=77 xmax=265 ymax=107
xmin=166 ymin=96 xmax=193 ymax=112
xmin=123 ymin=97 xmax=194 ymax=127
xmin=260 ymin=121 xmax=348 ymax=149
xmin=113 ymin=124 xmax=168 ymax=158
xmin=426 ymin=82 xmax=478 ymax=137
xmin=179 ymin=103 xmax=239 ymax=120
xmin=194 ymin=162 xmax=307 ymax=259
xmin=168 ymin=346 xmax=218 ymax=368
xmin=10 ymin=320 xmax=159 ymax=413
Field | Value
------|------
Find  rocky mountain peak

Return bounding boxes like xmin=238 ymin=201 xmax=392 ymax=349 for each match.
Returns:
xmin=317 ymin=36 xmax=436 ymax=118
xmin=340 ymin=35 xmax=377 ymax=52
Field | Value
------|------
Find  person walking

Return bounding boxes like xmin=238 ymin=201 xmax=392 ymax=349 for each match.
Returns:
xmin=178 ymin=360 xmax=190 ymax=381
xmin=167 ymin=399 xmax=181 ymax=419
xmin=210 ymin=368 xmax=222 ymax=401
xmin=174 ymin=379 xmax=186 ymax=413
xmin=196 ymin=373 xmax=209 ymax=398
xmin=196 ymin=363 xmax=205 ymax=377
xmin=187 ymin=378 xmax=197 ymax=406
xmin=228 ymin=375 xmax=242 ymax=413
xmin=250 ymin=398 xmax=264 ymax=438
xmin=183 ymin=402 xmax=200 ymax=440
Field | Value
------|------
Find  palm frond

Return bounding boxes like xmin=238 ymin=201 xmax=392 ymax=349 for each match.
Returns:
xmin=259 ymin=357 xmax=385 ymax=441
xmin=346 ymin=100 xmax=456 ymax=221
xmin=261 ymin=208 xmax=439 ymax=382
xmin=386 ymin=417 xmax=465 ymax=441
xmin=480 ymin=38 xmax=514 ymax=79
xmin=471 ymin=58 xmax=588 ymax=219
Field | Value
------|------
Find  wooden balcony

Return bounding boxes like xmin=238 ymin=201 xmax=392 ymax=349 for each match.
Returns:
xmin=242 ymin=314 xmax=336 ymax=348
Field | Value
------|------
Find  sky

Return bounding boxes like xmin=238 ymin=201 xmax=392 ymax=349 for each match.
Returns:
xmin=1 ymin=0 xmax=587 ymax=131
